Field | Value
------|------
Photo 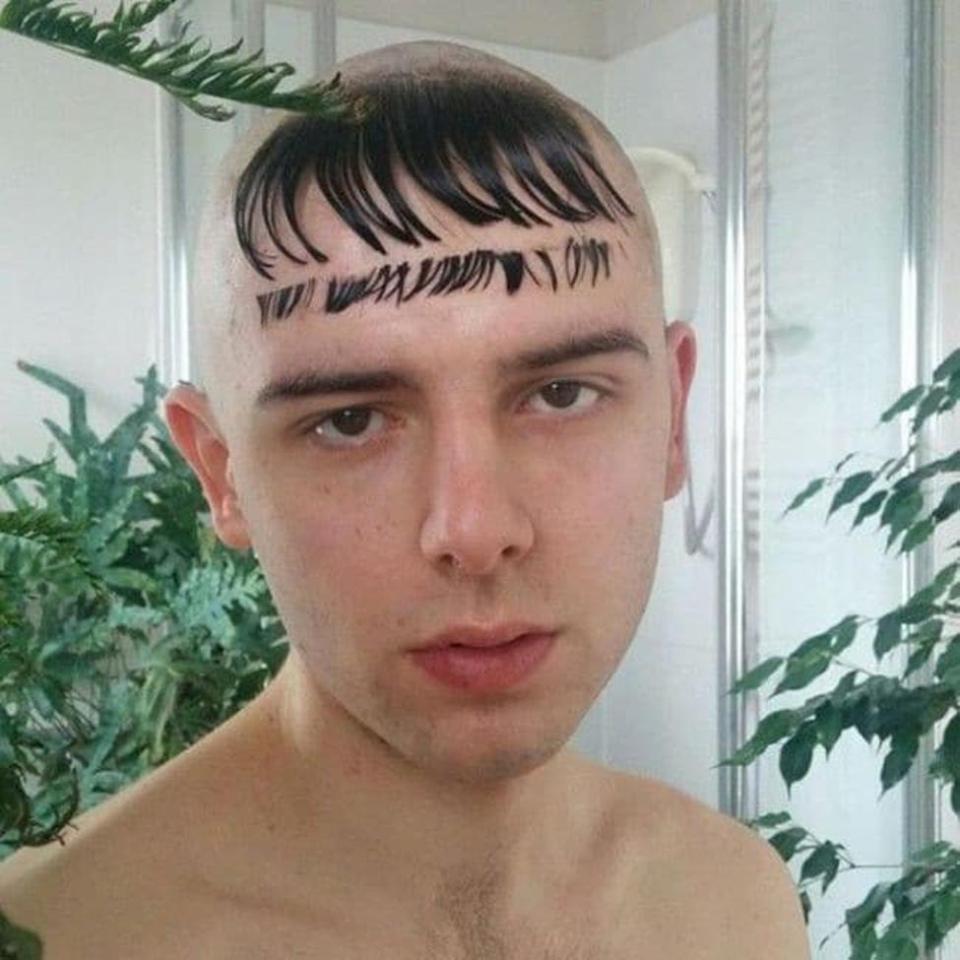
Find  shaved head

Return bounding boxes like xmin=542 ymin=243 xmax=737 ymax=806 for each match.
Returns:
xmin=191 ymin=40 xmax=662 ymax=424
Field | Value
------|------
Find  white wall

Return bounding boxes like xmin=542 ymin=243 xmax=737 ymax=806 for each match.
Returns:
xmin=0 ymin=29 xmax=160 ymax=467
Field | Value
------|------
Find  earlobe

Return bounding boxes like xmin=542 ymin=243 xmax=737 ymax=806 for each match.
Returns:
xmin=663 ymin=322 xmax=698 ymax=501
xmin=163 ymin=384 xmax=252 ymax=550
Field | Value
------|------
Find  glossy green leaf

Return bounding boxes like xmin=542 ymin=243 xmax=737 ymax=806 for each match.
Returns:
xmin=749 ymin=811 xmax=792 ymax=829
xmin=899 ymin=599 xmax=938 ymax=625
xmin=876 ymin=935 xmax=919 ymax=960
xmin=874 ymin=614 xmax=902 ymax=660
xmin=899 ymin=517 xmax=936 ymax=555
xmin=880 ymin=385 xmax=926 ymax=423
xmin=829 ymin=670 xmax=860 ymax=705
xmin=932 ymin=482 xmax=960 ymax=525
xmin=942 ymin=715 xmax=960 ymax=781
xmin=834 ymin=452 xmax=859 ymax=474
xmin=847 ymin=883 xmax=891 ymax=933
xmin=933 ymin=345 xmax=960 ymax=383
xmin=768 ymin=825 xmax=809 ymax=861
xmin=908 ymin=840 xmax=954 ymax=866
xmin=851 ymin=489 xmax=888 ymax=531
xmin=907 ymin=617 xmax=945 ymax=649
xmin=780 ymin=723 xmax=818 ymax=792
xmin=719 ymin=709 xmax=798 ymax=767
xmin=828 ymin=470 xmax=876 ymax=519
xmin=814 ymin=700 xmax=844 ymax=756
xmin=799 ymin=842 xmax=834 ymax=881
xmin=850 ymin=925 xmax=879 ymax=960
xmin=883 ymin=444 xmax=918 ymax=482
xmin=800 ymin=841 xmax=840 ymax=895
xmin=846 ymin=694 xmax=879 ymax=744
xmin=727 ymin=655 xmax=783 ymax=695
xmin=936 ymin=637 xmax=960 ymax=673
xmin=754 ymin=708 xmax=800 ymax=746
xmin=933 ymin=561 xmax=960 ymax=594
xmin=946 ymin=368 xmax=960 ymax=404
xmin=880 ymin=733 xmax=918 ymax=792
xmin=832 ymin=615 xmax=861 ymax=655
xmin=773 ymin=645 xmax=833 ymax=694
xmin=903 ymin=620 xmax=946 ymax=678
xmin=911 ymin=385 xmax=949 ymax=433
xmin=883 ymin=488 xmax=924 ymax=549
xmin=781 ymin=477 xmax=827 ymax=518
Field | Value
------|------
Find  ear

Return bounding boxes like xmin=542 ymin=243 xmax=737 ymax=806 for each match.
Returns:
xmin=663 ymin=321 xmax=698 ymax=501
xmin=163 ymin=383 xmax=252 ymax=550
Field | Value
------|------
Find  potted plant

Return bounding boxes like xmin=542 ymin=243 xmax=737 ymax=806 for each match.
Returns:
xmin=0 ymin=364 xmax=290 ymax=958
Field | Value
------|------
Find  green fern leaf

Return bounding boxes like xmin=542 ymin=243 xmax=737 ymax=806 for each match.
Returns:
xmin=0 ymin=0 xmax=358 ymax=122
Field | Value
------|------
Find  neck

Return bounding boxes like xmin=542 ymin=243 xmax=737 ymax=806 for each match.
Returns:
xmin=235 ymin=649 xmax=600 ymax=922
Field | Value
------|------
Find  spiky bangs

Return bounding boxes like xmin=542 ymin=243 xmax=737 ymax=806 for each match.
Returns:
xmin=234 ymin=71 xmax=635 ymax=280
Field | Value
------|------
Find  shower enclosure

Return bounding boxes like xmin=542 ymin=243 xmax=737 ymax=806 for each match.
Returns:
xmin=720 ymin=2 xmax=946 ymax=957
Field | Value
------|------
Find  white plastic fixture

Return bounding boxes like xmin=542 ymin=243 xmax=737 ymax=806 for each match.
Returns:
xmin=626 ymin=147 xmax=715 ymax=323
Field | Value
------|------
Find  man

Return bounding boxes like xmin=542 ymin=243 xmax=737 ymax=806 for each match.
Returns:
xmin=0 ymin=41 xmax=809 ymax=959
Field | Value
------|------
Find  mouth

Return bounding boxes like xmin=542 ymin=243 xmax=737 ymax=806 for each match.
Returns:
xmin=448 ymin=636 xmax=525 ymax=649
xmin=409 ymin=631 xmax=558 ymax=692
xmin=415 ymin=622 xmax=556 ymax=651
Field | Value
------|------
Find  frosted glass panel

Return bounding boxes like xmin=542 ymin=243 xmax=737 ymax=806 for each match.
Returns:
xmin=759 ymin=4 xmax=907 ymax=958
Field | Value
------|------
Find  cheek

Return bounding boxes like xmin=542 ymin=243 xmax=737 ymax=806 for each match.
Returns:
xmin=245 ymin=470 xmax=393 ymax=582
xmin=544 ymin=407 xmax=667 ymax=536
xmin=545 ymin=423 xmax=667 ymax=615
xmin=230 ymin=448 xmax=400 ymax=638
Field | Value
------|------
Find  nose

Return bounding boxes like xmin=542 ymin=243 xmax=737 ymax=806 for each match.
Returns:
xmin=418 ymin=416 xmax=535 ymax=578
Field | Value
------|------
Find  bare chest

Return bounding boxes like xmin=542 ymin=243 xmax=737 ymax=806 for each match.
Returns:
xmin=183 ymin=856 xmax=717 ymax=960
xmin=191 ymin=898 xmax=640 ymax=960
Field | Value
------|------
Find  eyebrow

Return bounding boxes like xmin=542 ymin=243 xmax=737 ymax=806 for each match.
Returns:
xmin=254 ymin=235 xmax=613 ymax=325
xmin=255 ymin=325 xmax=650 ymax=407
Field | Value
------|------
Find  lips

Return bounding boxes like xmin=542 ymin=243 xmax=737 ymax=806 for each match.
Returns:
xmin=409 ymin=631 xmax=558 ymax=692
xmin=415 ymin=622 xmax=555 ymax=651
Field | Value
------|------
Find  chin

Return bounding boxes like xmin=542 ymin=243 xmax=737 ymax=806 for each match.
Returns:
xmin=402 ymin=713 xmax=575 ymax=787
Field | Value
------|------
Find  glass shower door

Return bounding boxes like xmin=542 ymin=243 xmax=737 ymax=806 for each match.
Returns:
xmin=747 ymin=3 xmax=914 ymax=957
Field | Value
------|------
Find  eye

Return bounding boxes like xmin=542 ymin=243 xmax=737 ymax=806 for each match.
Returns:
xmin=306 ymin=380 xmax=606 ymax=448
xmin=308 ymin=407 xmax=388 ymax=448
xmin=526 ymin=379 xmax=606 ymax=415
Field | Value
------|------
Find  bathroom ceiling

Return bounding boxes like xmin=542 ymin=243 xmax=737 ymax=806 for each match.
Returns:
xmin=335 ymin=0 xmax=716 ymax=59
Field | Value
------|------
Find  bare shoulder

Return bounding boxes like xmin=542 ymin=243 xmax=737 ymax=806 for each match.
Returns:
xmin=610 ymin=770 xmax=811 ymax=960
xmin=0 ymin=749 xmax=230 ymax=960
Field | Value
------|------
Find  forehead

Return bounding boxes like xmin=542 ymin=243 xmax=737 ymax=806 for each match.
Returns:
xmin=203 ymin=160 xmax=659 ymax=414
xmin=252 ymin=225 xmax=646 ymax=355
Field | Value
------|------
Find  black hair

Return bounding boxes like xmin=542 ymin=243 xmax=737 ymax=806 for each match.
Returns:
xmin=234 ymin=71 xmax=635 ymax=280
